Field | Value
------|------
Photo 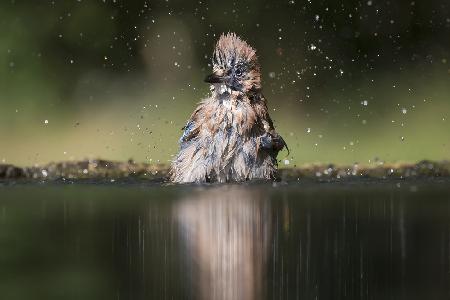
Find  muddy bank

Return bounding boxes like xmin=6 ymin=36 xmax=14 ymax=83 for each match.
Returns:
xmin=0 ymin=159 xmax=167 ymax=181
xmin=1 ymin=159 xmax=449 ymax=182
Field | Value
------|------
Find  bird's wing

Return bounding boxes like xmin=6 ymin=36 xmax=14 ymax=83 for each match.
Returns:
xmin=179 ymin=105 xmax=203 ymax=144
xmin=180 ymin=120 xmax=196 ymax=142
xmin=252 ymin=93 xmax=275 ymax=130
xmin=271 ymin=132 xmax=289 ymax=155
xmin=259 ymin=131 xmax=289 ymax=155
xmin=254 ymin=93 xmax=289 ymax=155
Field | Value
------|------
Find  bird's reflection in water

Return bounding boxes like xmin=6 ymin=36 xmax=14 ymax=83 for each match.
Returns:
xmin=175 ymin=186 xmax=271 ymax=300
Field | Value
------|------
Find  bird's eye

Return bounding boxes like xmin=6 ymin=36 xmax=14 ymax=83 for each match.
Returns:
xmin=235 ymin=68 xmax=243 ymax=76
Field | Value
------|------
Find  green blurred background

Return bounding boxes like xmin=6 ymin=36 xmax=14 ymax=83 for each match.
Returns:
xmin=1 ymin=0 xmax=449 ymax=167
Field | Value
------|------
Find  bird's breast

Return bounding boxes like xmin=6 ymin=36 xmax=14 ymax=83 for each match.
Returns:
xmin=204 ymin=96 xmax=254 ymax=140
xmin=220 ymin=101 xmax=245 ymax=132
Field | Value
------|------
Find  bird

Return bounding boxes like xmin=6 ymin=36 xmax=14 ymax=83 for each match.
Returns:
xmin=170 ymin=32 xmax=288 ymax=183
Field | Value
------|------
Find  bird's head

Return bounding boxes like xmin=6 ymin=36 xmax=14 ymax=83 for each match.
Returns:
xmin=205 ymin=33 xmax=261 ymax=94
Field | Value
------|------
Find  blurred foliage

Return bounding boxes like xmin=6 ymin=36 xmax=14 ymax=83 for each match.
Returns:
xmin=0 ymin=0 xmax=449 ymax=166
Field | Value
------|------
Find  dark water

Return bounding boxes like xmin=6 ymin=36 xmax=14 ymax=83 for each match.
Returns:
xmin=1 ymin=180 xmax=449 ymax=300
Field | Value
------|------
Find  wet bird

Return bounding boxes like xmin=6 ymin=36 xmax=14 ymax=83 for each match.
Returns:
xmin=170 ymin=33 xmax=287 ymax=183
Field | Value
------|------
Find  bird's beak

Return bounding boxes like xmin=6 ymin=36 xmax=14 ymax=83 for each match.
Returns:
xmin=204 ymin=73 xmax=226 ymax=84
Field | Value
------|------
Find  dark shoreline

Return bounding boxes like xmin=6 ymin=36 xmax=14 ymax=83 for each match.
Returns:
xmin=1 ymin=159 xmax=449 ymax=182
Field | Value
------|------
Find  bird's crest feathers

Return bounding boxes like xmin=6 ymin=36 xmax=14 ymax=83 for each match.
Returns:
xmin=213 ymin=32 xmax=258 ymax=68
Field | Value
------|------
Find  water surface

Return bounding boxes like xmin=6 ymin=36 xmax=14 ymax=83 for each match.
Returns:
xmin=1 ymin=180 xmax=449 ymax=299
